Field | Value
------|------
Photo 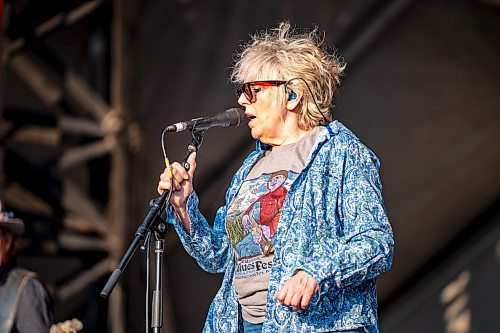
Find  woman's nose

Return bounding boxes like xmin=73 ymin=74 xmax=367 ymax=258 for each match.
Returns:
xmin=238 ymin=93 xmax=250 ymax=106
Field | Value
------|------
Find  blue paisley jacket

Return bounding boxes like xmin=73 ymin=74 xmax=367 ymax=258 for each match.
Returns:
xmin=167 ymin=121 xmax=394 ymax=333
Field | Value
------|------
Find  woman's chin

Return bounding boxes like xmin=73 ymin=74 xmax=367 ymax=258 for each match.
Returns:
xmin=250 ymin=128 xmax=262 ymax=141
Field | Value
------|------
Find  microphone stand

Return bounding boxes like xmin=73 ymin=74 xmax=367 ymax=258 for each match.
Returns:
xmin=151 ymin=221 xmax=166 ymax=333
xmin=100 ymin=130 xmax=205 ymax=333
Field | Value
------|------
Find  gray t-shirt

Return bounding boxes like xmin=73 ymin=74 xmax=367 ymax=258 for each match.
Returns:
xmin=225 ymin=127 xmax=321 ymax=323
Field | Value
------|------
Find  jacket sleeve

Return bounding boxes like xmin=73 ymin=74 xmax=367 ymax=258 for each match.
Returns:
xmin=298 ymin=140 xmax=394 ymax=302
xmin=164 ymin=149 xmax=263 ymax=274
xmin=166 ymin=191 xmax=232 ymax=274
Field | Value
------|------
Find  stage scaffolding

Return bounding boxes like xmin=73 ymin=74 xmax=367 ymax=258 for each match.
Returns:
xmin=1 ymin=1 xmax=138 ymax=331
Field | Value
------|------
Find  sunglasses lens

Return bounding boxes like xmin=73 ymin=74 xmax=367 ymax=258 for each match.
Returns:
xmin=236 ymin=83 xmax=253 ymax=102
xmin=237 ymin=80 xmax=286 ymax=102
xmin=243 ymin=83 xmax=254 ymax=102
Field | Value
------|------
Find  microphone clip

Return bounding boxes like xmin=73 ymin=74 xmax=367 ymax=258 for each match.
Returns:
xmin=182 ymin=130 xmax=204 ymax=170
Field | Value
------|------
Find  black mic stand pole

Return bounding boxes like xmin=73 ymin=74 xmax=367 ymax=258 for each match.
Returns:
xmin=100 ymin=130 xmax=205 ymax=333
xmin=151 ymin=220 xmax=166 ymax=333
xmin=151 ymin=130 xmax=204 ymax=333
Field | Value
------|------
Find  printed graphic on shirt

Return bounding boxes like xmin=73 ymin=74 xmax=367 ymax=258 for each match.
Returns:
xmin=226 ymin=170 xmax=298 ymax=266
xmin=235 ymin=255 xmax=273 ymax=280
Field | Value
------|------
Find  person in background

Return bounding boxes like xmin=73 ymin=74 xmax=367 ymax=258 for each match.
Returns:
xmin=0 ymin=200 xmax=54 ymax=333
xmin=158 ymin=21 xmax=394 ymax=333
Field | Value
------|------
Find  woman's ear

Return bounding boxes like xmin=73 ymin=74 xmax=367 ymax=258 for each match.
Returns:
xmin=286 ymin=89 xmax=303 ymax=111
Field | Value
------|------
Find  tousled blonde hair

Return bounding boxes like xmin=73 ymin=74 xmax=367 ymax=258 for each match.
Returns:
xmin=231 ymin=21 xmax=345 ymax=129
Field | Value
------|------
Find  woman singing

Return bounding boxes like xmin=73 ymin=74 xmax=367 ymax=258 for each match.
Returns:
xmin=158 ymin=21 xmax=394 ymax=333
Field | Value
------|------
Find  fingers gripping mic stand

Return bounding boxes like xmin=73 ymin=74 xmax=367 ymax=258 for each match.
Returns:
xmin=100 ymin=130 xmax=204 ymax=333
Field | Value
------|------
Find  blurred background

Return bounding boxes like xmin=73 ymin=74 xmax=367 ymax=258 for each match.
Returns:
xmin=1 ymin=0 xmax=499 ymax=332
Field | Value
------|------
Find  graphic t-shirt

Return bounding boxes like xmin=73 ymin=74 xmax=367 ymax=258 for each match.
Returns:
xmin=225 ymin=127 xmax=321 ymax=324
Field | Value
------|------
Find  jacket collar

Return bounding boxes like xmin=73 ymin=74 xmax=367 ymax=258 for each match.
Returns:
xmin=254 ymin=121 xmax=339 ymax=152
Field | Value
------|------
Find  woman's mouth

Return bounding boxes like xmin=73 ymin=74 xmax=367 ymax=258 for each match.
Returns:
xmin=245 ymin=113 xmax=256 ymax=125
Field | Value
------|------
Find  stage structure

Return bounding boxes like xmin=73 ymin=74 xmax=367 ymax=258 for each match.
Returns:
xmin=1 ymin=0 xmax=140 ymax=331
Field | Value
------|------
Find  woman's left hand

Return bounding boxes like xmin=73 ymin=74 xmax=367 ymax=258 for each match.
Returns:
xmin=275 ymin=270 xmax=318 ymax=312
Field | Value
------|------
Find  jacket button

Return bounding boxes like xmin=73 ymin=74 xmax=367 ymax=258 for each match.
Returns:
xmin=230 ymin=311 xmax=236 ymax=315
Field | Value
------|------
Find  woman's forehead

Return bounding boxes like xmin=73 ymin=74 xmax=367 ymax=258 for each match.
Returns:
xmin=242 ymin=62 xmax=282 ymax=82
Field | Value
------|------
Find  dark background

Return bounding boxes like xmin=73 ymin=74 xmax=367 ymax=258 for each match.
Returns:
xmin=1 ymin=0 xmax=499 ymax=332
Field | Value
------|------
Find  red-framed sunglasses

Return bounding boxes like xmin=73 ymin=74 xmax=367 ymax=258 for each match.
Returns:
xmin=236 ymin=80 xmax=287 ymax=103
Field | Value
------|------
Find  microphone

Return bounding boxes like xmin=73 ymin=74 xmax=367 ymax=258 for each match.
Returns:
xmin=165 ymin=108 xmax=244 ymax=133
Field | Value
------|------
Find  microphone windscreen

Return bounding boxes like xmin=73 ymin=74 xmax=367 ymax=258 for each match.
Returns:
xmin=223 ymin=108 xmax=244 ymax=127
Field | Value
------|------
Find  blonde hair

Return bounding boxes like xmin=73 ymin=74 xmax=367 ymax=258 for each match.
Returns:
xmin=231 ymin=21 xmax=345 ymax=129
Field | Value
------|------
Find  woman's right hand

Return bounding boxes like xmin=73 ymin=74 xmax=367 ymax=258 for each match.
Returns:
xmin=157 ymin=152 xmax=197 ymax=211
